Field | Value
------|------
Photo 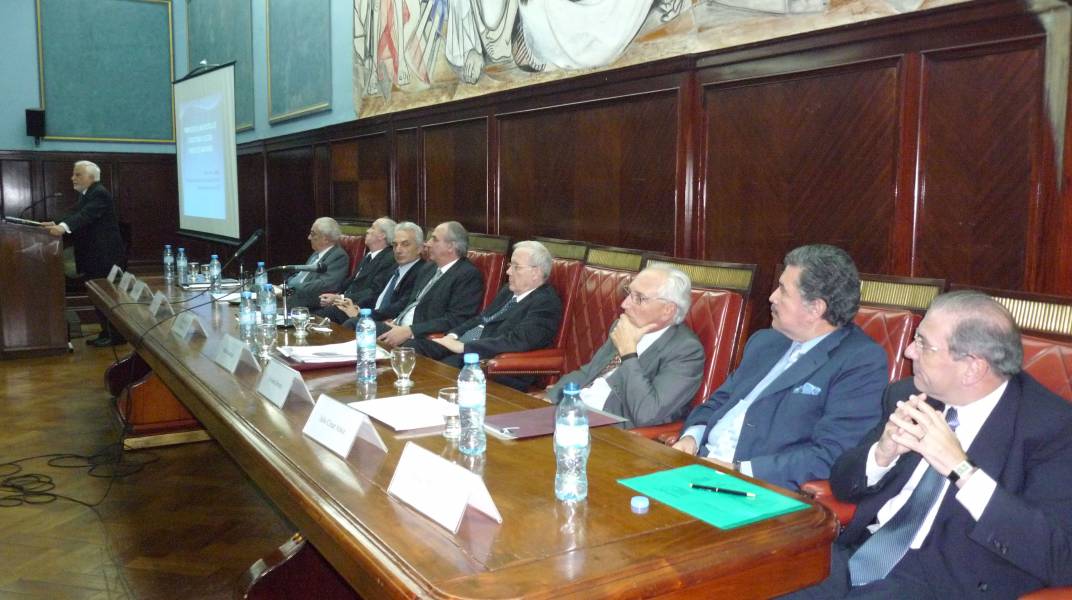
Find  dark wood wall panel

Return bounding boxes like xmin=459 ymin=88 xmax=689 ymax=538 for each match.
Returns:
xmin=703 ymin=63 xmax=901 ymax=301
xmin=1 ymin=160 xmax=33 ymax=218
xmin=423 ymin=119 xmax=488 ymax=233
xmin=237 ymin=151 xmax=267 ymax=267
xmin=355 ymin=134 xmax=390 ymax=219
xmin=395 ymin=128 xmax=420 ymax=223
xmin=915 ymin=44 xmax=1044 ymax=290
xmin=498 ymin=92 xmax=679 ymax=252
xmin=116 ymin=159 xmax=179 ymax=262
xmin=265 ymin=147 xmax=316 ymax=266
xmin=330 ymin=140 xmax=359 ymax=217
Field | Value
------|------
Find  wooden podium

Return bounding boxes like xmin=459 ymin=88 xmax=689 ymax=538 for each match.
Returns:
xmin=0 ymin=219 xmax=67 ymax=358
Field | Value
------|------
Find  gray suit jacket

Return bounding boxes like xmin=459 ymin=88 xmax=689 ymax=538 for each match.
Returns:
xmin=550 ymin=321 xmax=704 ymax=429
xmin=285 ymin=245 xmax=349 ymax=308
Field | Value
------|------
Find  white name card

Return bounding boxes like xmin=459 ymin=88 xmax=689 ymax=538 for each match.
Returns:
xmin=213 ymin=334 xmax=261 ymax=374
xmin=149 ymin=291 xmax=174 ymax=317
xmin=118 ymin=272 xmax=136 ymax=294
xmin=107 ymin=264 xmax=122 ymax=284
xmin=303 ymin=394 xmax=386 ymax=458
xmin=388 ymin=442 xmax=502 ymax=533
xmin=257 ymin=359 xmax=314 ymax=408
xmin=171 ymin=312 xmax=207 ymax=339
xmin=130 ymin=280 xmax=152 ymax=301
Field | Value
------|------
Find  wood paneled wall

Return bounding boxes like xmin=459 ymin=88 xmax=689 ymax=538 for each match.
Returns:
xmin=2 ymin=0 xmax=1070 ymax=326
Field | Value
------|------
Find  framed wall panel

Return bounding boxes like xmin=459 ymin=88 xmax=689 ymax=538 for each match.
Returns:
xmin=266 ymin=0 xmax=331 ymax=123
xmin=396 ymin=128 xmax=420 ymax=222
xmin=186 ymin=0 xmax=255 ymax=130
xmin=498 ymin=92 xmax=679 ymax=253
xmin=423 ymin=119 xmax=487 ymax=233
xmin=265 ymin=147 xmax=316 ymax=266
xmin=37 ymin=0 xmax=174 ymax=142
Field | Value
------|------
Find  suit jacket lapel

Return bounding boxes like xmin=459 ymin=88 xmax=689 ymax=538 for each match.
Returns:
xmin=758 ymin=326 xmax=852 ymax=399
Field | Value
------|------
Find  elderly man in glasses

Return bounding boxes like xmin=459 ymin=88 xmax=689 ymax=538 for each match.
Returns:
xmin=669 ymin=244 xmax=887 ymax=491
xmin=547 ymin=264 xmax=704 ymax=429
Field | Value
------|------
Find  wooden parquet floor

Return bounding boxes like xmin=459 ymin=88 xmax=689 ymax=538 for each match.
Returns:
xmin=0 ymin=332 xmax=294 ymax=599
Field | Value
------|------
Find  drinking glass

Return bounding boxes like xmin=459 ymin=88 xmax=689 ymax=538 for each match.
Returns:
xmin=256 ymin=322 xmax=277 ymax=359
xmin=188 ymin=262 xmax=200 ymax=283
xmin=439 ymin=387 xmax=461 ymax=440
xmin=290 ymin=307 xmax=310 ymax=339
xmin=391 ymin=347 xmax=416 ymax=388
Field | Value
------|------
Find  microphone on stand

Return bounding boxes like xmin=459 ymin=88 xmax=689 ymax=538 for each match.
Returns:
xmin=221 ymin=228 xmax=264 ymax=273
xmin=19 ymin=192 xmax=63 ymax=218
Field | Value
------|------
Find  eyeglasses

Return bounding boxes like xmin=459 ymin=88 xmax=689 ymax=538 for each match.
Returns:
xmin=624 ymin=286 xmax=666 ymax=306
xmin=508 ymin=262 xmax=536 ymax=271
xmin=912 ymin=333 xmax=943 ymax=355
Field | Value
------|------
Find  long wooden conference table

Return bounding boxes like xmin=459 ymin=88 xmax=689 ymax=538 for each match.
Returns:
xmin=88 ymin=276 xmax=836 ymax=599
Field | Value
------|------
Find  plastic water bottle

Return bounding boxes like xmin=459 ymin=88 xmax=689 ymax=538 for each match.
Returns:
xmin=458 ymin=353 xmax=487 ymax=456
xmin=239 ymin=291 xmax=255 ymax=341
xmin=254 ymin=261 xmax=267 ymax=287
xmin=259 ymin=282 xmax=277 ymax=325
xmin=554 ymin=382 xmax=589 ymax=502
xmin=209 ymin=254 xmax=222 ymax=292
xmin=163 ymin=245 xmax=174 ymax=283
xmin=176 ymin=248 xmax=188 ymax=286
xmin=355 ymin=308 xmax=378 ymax=400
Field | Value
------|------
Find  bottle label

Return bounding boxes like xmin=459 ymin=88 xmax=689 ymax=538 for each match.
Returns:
xmin=457 ymin=381 xmax=485 ymax=408
xmin=555 ymin=424 xmax=588 ymax=448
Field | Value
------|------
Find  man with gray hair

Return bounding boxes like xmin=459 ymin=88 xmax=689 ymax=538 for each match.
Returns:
xmin=789 ymin=290 xmax=1072 ymax=598
xmin=317 ymin=217 xmax=398 ymax=323
xmin=283 ymin=217 xmax=349 ymax=309
xmin=672 ymin=244 xmax=887 ymax=491
xmin=409 ymin=240 xmax=563 ymax=390
xmin=548 ymin=264 xmax=704 ymax=429
xmin=43 ymin=160 xmax=127 ymax=347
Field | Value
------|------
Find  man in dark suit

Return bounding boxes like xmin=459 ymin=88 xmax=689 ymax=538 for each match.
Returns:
xmin=672 ymin=245 xmax=888 ymax=490
xmin=282 ymin=217 xmax=349 ymax=309
xmin=547 ymin=265 xmax=704 ymax=429
xmin=412 ymin=240 xmax=562 ymax=390
xmin=340 ymin=221 xmax=428 ymax=328
xmin=376 ymin=221 xmax=484 ymax=347
xmin=43 ymin=160 xmax=127 ymax=347
xmin=316 ymin=217 xmax=397 ymax=323
xmin=786 ymin=291 xmax=1072 ymax=598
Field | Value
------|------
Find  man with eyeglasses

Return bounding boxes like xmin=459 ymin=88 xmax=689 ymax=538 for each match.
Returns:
xmin=547 ymin=265 xmax=704 ymax=429
xmin=281 ymin=217 xmax=350 ymax=309
xmin=408 ymin=240 xmax=562 ymax=390
xmin=785 ymin=291 xmax=1072 ymax=598
xmin=670 ymin=244 xmax=887 ymax=491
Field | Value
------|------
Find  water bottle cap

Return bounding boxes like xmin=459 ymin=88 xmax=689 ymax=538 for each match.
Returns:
xmin=359 ymin=308 xmax=371 ymax=316
xmin=257 ymin=261 xmax=265 ymax=267
xmin=630 ymin=496 xmax=650 ymax=514
xmin=463 ymin=353 xmax=479 ymax=364
xmin=211 ymin=254 xmax=218 ymax=259
xmin=564 ymin=382 xmax=580 ymax=394
xmin=178 ymin=247 xmax=185 ymax=252
xmin=164 ymin=244 xmax=171 ymax=249
xmin=242 ymin=291 xmax=251 ymax=298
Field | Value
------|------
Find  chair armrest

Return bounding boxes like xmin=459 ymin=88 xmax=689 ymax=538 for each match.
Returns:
xmin=487 ymin=349 xmax=565 ymax=375
xmin=800 ymin=480 xmax=856 ymax=527
xmin=631 ymin=422 xmax=682 ymax=441
xmin=426 ymin=332 xmax=445 ymax=340
xmin=1019 ymin=588 xmax=1072 ymax=599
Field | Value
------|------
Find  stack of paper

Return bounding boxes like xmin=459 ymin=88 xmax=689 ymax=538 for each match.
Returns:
xmin=349 ymin=394 xmax=449 ymax=430
xmin=278 ymin=341 xmax=389 ymax=364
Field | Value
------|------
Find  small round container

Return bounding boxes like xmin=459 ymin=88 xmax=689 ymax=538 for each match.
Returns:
xmin=631 ymin=495 xmax=650 ymax=515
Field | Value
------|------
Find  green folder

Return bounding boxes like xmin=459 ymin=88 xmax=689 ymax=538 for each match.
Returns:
xmin=618 ymin=464 xmax=808 ymax=530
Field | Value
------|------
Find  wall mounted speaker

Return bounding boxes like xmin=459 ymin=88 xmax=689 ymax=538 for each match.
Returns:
xmin=26 ymin=109 xmax=45 ymax=138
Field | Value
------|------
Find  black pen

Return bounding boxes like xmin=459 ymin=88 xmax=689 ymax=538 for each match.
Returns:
xmin=690 ymin=483 xmax=756 ymax=498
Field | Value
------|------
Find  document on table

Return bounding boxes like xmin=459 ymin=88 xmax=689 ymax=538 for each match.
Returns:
xmin=348 ymin=393 xmax=449 ymax=431
xmin=278 ymin=341 xmax=389 ymax=363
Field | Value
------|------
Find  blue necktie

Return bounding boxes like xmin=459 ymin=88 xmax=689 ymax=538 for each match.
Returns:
xmin=376 ymin=268 xmax=401 ymax=311
xmin=848 ymin=407 xmax=960 ymax=587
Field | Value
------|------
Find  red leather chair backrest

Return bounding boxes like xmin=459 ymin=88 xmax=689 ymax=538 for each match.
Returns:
xmin=560 ymin=265 xmax=636 ymax=374
xmin=684 ymin=289 xmax=746 ymax=407
xmin=854 ymin=306 xmax=919 ymax=383
xmin=547 ymin=257 xmax=585 ymax=347
xmin=1021 ymin=334 xmax=1072 ymax=402
xmin=466 ymin=249 xmax=505 ymax=311
xmin=337 ymin=234 xmax=365 ymax=278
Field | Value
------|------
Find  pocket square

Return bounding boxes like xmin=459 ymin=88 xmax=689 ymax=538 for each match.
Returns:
xmin=793 ymin=382 xmax=822 ymax=396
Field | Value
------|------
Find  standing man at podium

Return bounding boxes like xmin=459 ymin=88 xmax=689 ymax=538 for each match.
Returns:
xmin=42 ymin=160 xmax=127 ymax=347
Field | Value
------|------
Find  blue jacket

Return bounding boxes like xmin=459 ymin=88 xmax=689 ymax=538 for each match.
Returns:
xmin=682 ymin=324 xmax=888 ymax=490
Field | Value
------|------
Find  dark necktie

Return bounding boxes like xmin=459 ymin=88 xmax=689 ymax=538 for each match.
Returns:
xmin=397 ymin=268 xmax=443 ymax=324
xmin=848 ymin=407 xmax=960 ymax=587
xmin=356 ymin=252 xmax=371 ymax=275
xmin=458 ymin=297 xmax=517 ymax=342
xmin=376 ymin=267 xmax=401 ymax=311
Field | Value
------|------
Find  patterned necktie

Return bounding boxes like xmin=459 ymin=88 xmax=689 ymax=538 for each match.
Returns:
xmin=397 ymin=268 xmax=443 ymax=325
xmin=595 ymin=352 xmax=623 ymax=381
xmin=376 ymin=267 xmax=402 ymax=311
xmin=848 ymin=407 xmax=960 ymax=587
xmin=458 ymin=297 xmax=516 ymax=342
xmin=292 ymin=253 xmax=318 ymax=284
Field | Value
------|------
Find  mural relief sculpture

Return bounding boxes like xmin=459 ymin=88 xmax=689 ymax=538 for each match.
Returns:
xmin=353 ymin=0 xmax=962 ymax=117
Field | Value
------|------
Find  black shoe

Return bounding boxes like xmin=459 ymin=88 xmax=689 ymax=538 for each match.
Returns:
xmin=86 ymin=335 xmax=106 ymax=346
xmin=89 ymin=336 xmax=125 ymax=347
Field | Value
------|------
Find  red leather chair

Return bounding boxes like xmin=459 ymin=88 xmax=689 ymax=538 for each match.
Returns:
xmin=486 ymin=237 xmax=587 ymax=386
xmin=337 ymin=234 xmax=366 ymax=278
xmin=487 ymin=244 xmax=647 ymax=383
xmin=630 ymin=257 xmax=755 ymax=440
xmin=801 ymin=274 xmax=945 ymax=524
xmin=467 ymin=233 xmax=510 ymax=311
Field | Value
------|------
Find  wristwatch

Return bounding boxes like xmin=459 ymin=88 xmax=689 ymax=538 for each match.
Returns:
xmin=947 ymin=458 xmax=977 ymax=483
